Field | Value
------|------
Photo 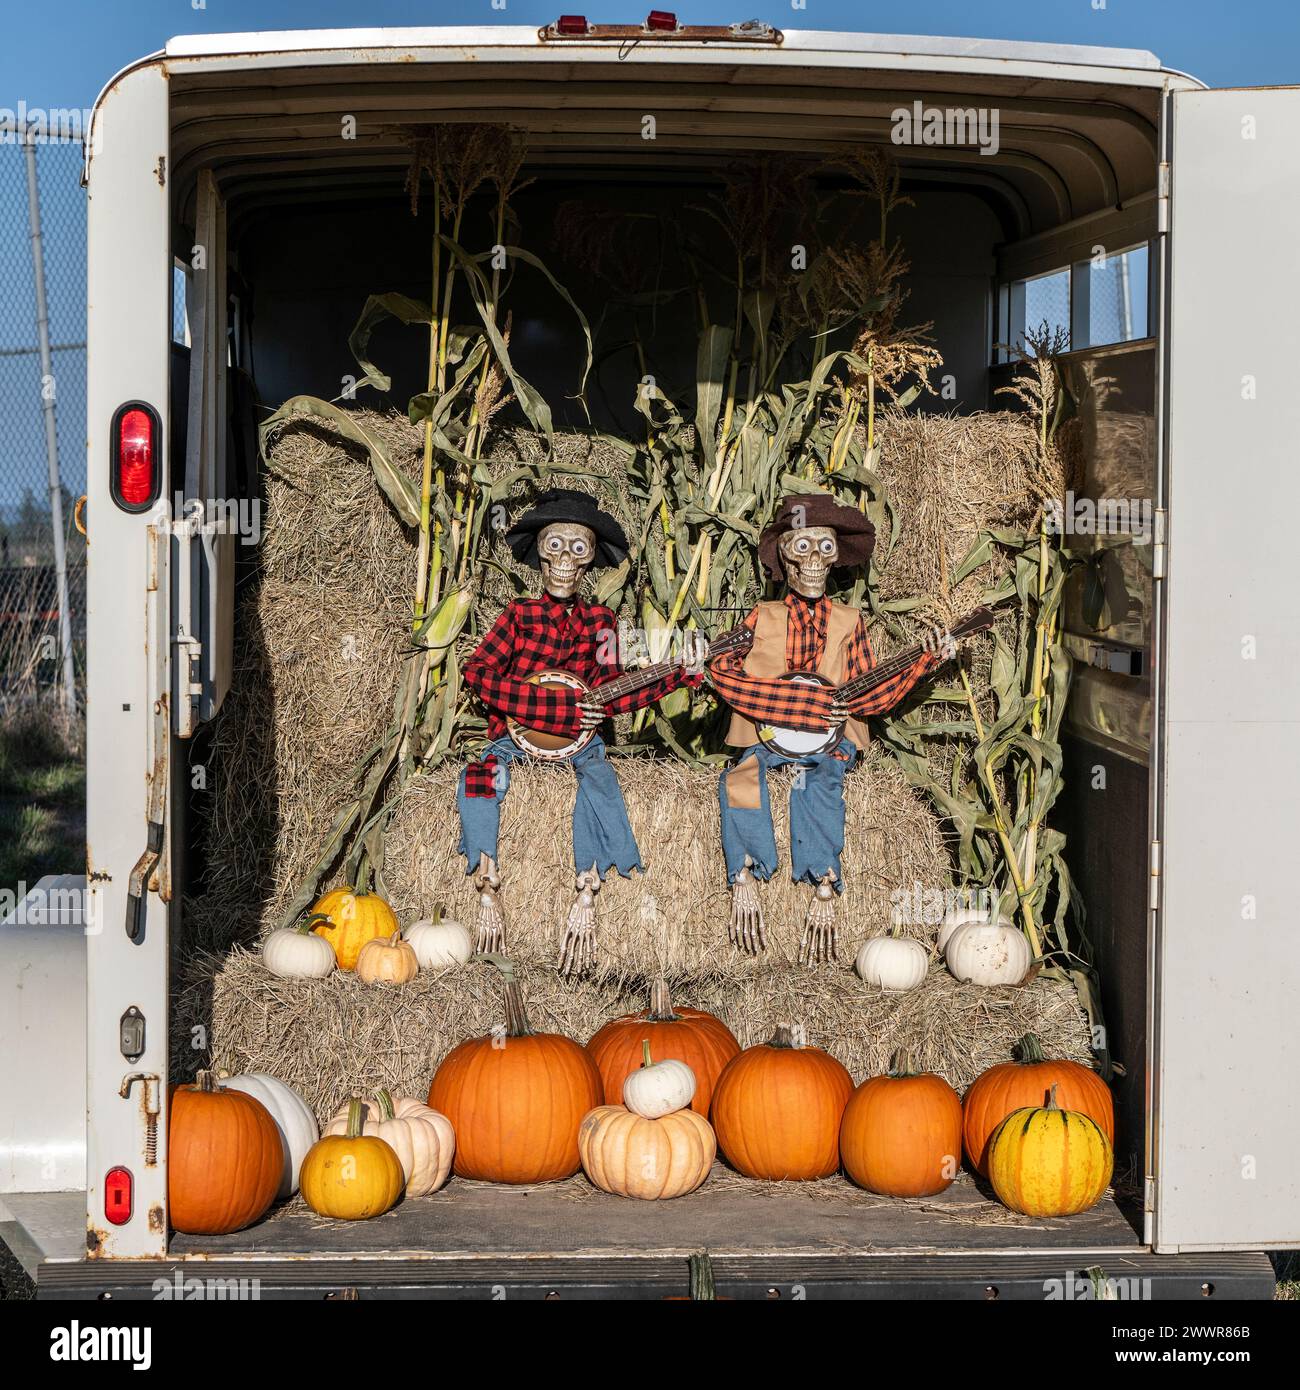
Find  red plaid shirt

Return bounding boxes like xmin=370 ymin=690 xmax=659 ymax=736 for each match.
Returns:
xmin=708 ymin=593 xmax=935 ymax=734
xmin=464 ymin=592 xmax=696 ymax=742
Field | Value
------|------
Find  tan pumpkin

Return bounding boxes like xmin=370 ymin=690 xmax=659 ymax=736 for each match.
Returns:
xmin=578 ymin=1105 xmax=715 ymax=1200
xmin=354 ymin=930 xmax=418 ymax=985
xmin=326 ymin=1089 xmax=454 ymax=1196
xmin=309 ymin=887 xmax=399 ymax=971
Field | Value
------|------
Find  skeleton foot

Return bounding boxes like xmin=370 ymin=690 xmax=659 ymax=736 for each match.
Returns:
xmin=799 ymin=874 xmax=838 ymax=966
xmin=729 ymin=864 xmax=767 ymax=956
xmin=558 ymin=869 xmax=601 ymax=978
xmin=473 ymin=854 xmax=507 ymax=954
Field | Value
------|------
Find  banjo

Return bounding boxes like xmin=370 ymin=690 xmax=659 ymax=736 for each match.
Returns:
xmin=754 ymin=606 xmax=997 ymax=757
xmin=507 ymin=625 xmax=754 ymax=761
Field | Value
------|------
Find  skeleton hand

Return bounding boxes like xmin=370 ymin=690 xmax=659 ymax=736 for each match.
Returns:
xmin=681 ymin=629 xmax=708 ymax=675
xmin=729 ymin=864 xmax=767 ymax=955
xmin=829 ymin=698 xmax=850 ymax=725
xmin=799 ymin=874 xmax=839 ymax=967
xmin=577 ymin=699 xmax=605 ymax=731
xmin=559 ymin=869 xmax=601 ymax=977
xmin=473 ymin=854 xmax=507 ymax=954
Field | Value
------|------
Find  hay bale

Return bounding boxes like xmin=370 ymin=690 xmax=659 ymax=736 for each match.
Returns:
xmin=175 ymin=952 xmax=1091 ymax=1123
xmin=383 ymin=744 xmax=952 ymax=985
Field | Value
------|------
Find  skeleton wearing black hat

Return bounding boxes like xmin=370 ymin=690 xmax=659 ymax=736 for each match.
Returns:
xmin=458 ymin=490 xmax=703 ymax=974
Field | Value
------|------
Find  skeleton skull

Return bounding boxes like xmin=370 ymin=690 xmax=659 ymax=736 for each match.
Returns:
xmin=538 ymin=521 xmax=595 ymax=600
xmin=778 ymin=526 xmax=839 ymax=599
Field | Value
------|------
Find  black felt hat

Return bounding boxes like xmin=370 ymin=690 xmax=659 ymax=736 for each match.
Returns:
xmin=504 ymin=489 xmax=629 ymax=571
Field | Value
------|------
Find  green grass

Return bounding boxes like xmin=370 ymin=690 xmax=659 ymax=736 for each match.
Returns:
xmin=0 ymin=702 xmax=85 ymax=890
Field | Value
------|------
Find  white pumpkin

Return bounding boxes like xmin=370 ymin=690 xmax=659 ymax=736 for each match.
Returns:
xmin=404 ymin=918 xmax=473 ymax=970
xmin=854 ymin=934 xmax=928 ymax=993
xmin=622 ymin=1041 xmax=696 ymax=1119
xmin=944 ymin=918 xmax=1032 ymax=987
xmin=936 ymin=905 xmax=999 ymax=956
xmin=222 ymin=1071 xmax=318 ymax=1198
xmin=262 ymin=923 xmax=336 ymax=980
xmin=326 ymin=1090 xmax=454 ymax=1196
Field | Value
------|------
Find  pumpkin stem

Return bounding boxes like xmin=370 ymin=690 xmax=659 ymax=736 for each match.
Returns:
xmin=1045 ymin=1082 xmax=1060 ymax=1112
xmin=345 ymin=1097 xmax=366 ymax=1139
xmin=767 ymin=1023 xmax=798 ymax=1049
xmin=478 ymin=954 xmax=534 ymax=1037
xmin=374 ymin=1089 xmax=396 ymax=1121
xmin=195 ymin=1070 xmax=219 ymax=1093
xmin=889 ymin=1048 xmax=915 ymax=1077
xmin=386 ymin=930 xmax=402 ymax=946
xmin=688 ymin=1252 xmax=717 ymax=1301
xmin=301 ymin=912 xmax=333 ymax=935
xmin=1015 ymin=1032 xmax=1047 ymax=1065
xmin=648 ymin=976 xmax=680 ymax=1022
xmin=641 ymin=1038 xmax=654 ymax=1069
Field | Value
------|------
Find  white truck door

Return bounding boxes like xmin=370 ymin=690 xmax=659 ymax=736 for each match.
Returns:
xmin=175 ymin=168 xmax=234 ymax=736
xmin=1155 ymin=85 xmax=1300 ymax=1251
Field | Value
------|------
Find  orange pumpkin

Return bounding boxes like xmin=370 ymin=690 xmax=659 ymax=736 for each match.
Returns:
xmin=587 ymin=978 xmax=740 ymax=1117
xmin=962 ymin=1032 xmax=1114 ymax=1176
xmin=428 ymin=956 xmax=602 ymax=1183
xmin=841 ymin=1055 xmax=962 ymax=1197
xmin=309 ymin=887 xmax=399 ymax=972
xmin=168 ymin=1071 xmax=283 ymax=1234
xmin=710 ymin=1024 xmax=853 ymax=1180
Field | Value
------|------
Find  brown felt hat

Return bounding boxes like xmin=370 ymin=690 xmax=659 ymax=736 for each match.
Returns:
xmin=758 ymin=493 xmax=876 ymax=581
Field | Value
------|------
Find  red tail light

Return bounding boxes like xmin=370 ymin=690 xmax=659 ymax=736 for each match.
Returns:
xmin=104 ymin=1166 xmax=133 ymax=1225
xmin=646 ymin=10 xmax=678 ymax=30
xmin=555 ymin=14 xmax=588 ymax=34
xmin=111 ymin=401 xmax=161 ymax=512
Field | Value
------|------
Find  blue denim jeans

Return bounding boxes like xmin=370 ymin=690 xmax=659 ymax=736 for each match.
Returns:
xmin=718 ymin=738 xmax=857 ymax=891
xmin=457 ymin=735 xmax=643 ymax=880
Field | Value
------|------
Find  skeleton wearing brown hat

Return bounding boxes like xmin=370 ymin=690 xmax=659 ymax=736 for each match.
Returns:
xmin=708 ymin=494 xmax=942 ymax=962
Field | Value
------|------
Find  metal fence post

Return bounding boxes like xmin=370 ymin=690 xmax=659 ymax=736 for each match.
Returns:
xmin=21 ymin=122 xmax=77 ymax=713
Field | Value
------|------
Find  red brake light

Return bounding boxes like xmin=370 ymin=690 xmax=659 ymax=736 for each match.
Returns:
xmin=111 ymin=402 xmax=160 ymax=512
xmin=646 ymin=10 xmax=677 ymax=30
xmin=555 ymin=14 xmax=589 ymax=34
xmin=104 ymin=1166 xmax=133 ymax=1225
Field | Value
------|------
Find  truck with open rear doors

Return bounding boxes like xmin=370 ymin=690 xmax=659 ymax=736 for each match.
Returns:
xmin=1 ymin=21 xmax=1297 ymax=1298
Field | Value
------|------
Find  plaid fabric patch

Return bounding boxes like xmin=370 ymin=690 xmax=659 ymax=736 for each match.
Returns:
xmin=464 ymin=756 xmax=500 ymax=798
xmin=463 ymin=592 xmax=697 ymax=740
xmin=709 ymin=594 xmax=935 ymax=732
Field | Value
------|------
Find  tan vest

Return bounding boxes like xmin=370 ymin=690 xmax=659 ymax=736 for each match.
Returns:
xmin=725 ymin=600 xmax=870 ymax=750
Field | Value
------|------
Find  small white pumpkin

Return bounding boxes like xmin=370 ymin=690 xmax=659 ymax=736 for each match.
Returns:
xmin=854 ymin=933 xmax=928 ymax=993
xmin=622 ymin=1040 xmax=697 ymax=1119
xmin=262 ymin=922 xmax=336 ymax=980
xmin=221 ymin=1071 xmax=318 ymax=1199
xmin=936 ymin=905 xmax=998 ymax=956
xmin=326 ymin=1090 xmax=455 ymax=1196
xmin=944 ymin=918 xmax=1032 ymax=987
xmin=405 ymin=918 xmax=473 ymax=970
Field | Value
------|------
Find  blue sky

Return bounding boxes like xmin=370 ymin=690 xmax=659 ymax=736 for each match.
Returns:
xmin=1 ymin=0 xmax=1297 ymax=101
xmin=1 ymin=1 xmax=1296 ymax=514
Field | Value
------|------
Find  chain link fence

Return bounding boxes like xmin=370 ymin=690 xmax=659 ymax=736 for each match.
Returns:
xmin=0 ymin=133 xmax=86 ymax=707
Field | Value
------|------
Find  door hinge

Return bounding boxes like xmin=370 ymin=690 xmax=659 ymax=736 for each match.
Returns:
xmin=1144 ymin=1175 xmax=1156 ymax=1213
xmin=1156 ymin=162 xmax=1170 ymax=233
xmin=1148 ymin=839 xmax=1162 ymax=912
xmin=1151 ymin=507 xmax=1167 ymax=580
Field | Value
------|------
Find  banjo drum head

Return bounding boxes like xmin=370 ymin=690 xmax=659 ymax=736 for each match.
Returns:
xmin=508 ymin=670 xmax=592 ymax=759
xmin=758 ymin=672 xmax=841 ymax=757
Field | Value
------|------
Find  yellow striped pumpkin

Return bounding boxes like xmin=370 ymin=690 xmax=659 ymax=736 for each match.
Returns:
xmin=987 ymin=1084 xmax=1114 ymax=1217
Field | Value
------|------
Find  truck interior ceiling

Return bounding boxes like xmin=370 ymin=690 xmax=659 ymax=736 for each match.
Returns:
xmin=160 ymin=46 xmax=1159 ymax=1265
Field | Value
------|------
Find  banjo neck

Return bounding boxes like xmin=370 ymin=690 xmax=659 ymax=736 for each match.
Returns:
xmin=834 ymin=606 xmax=995 ymax=704
xmin=591 ymin=626 xmax=750 ymax=707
